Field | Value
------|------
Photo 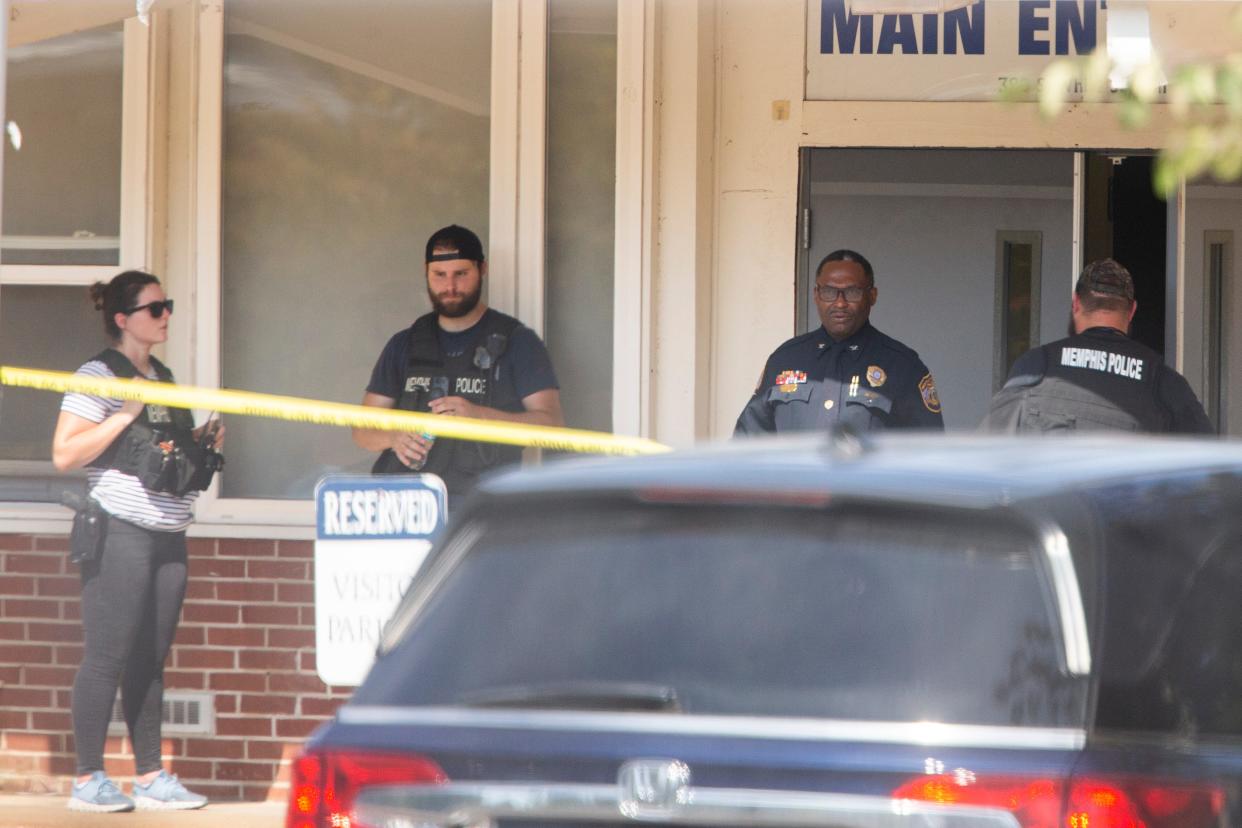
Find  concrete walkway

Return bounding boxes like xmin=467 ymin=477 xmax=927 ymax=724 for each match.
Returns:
xmin=0 ymin=795 xmax=284 ymax=828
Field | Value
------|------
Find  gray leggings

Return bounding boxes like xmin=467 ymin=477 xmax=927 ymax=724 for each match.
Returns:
xmin=72 ymin=515 xmax=187 ymax=776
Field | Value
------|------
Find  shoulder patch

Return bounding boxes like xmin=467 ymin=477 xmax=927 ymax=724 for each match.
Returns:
xmin=918 ymin=373 xmax=942 ymax=414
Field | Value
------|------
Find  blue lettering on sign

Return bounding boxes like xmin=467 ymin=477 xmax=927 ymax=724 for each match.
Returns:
xmin=1018 ymin=0 xmax=1050 ymax=55
xmin=922 ymin=13 xmax=939 ymax=54
xmin=820 ymin=0 xmax=1098 ymax=59
xmin=1056 ymin=0 xmax=1097 ymax=55
xmin=944 ymin=2 xmax=985 ymax=54
xmin=1020 ymin=0 xmax=1098 ymax=55
xmin=821 ymin=0 xmax=984 ymax=56
xmin=821 ymin=0 xmax=874 ymax=54
xmin=878 ymin=14 xmax=918 ymax=54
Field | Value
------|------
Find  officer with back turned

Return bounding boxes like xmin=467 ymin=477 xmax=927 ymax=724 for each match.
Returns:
xmin=983 ymin=258 xmax=1212 ymax=434
xmin=735 ymin=249 xmax=945 ymax=435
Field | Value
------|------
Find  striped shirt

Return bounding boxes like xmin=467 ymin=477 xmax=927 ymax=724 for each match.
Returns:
xmin=60 ymin=359 xmax=196 ymax=531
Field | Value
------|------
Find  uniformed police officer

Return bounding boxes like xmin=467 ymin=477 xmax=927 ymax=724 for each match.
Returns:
xmin=352 ymin=225 xmax=564 ymax=497
xmin=983 ymin=258 xmax=1212 ymax=434
xmin=735 ymin=249 xmax=945 ymax=435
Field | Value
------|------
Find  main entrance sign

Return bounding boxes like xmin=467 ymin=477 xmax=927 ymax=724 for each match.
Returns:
xmin=806 ymin=0 xmax=1104 ymax=101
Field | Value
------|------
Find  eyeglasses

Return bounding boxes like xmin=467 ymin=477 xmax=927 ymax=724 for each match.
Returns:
xmin=123 ymin=299 xmax=175 ymax=319
xmin=815 ymin=285 xmax=868 ymax=303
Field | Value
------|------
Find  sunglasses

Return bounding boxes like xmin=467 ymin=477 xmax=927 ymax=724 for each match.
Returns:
xmin=123 ymin=299 xmax=175 ymax=319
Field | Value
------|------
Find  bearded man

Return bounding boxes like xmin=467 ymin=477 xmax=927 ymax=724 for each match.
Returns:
xmin=353 ymin=225 xmax=563 ymax=498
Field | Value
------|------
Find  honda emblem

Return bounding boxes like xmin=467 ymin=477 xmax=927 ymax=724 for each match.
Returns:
xmin=617 ymin=758 xmax=692 ymax=820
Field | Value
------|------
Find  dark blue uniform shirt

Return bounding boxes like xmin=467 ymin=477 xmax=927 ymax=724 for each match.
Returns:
xmin=735 ymin=322 xmax=945 ymax=435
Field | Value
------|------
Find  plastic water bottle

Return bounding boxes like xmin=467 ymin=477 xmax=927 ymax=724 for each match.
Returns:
xmin=411 ymin=377 xmax=449 ymax=470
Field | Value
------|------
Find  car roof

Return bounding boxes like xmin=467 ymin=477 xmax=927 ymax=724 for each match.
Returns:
xmin=477 ymin=434 xmax=1242 ymax=510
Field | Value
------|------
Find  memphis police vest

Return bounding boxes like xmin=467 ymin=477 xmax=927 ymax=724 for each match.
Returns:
xmin=1008 ymin=329 xmax=1170 ymax=433
xmin=372 ymin=311 xmax=524 ymax=494
xmin=88 ymin=349 xmax=221 ymax=495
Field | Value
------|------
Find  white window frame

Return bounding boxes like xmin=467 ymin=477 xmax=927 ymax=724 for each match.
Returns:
xmin=993 ymin=230 xmax=1043 ymax=392
xmin=0 ymin=14 xmax=154 ymax=533
xmin=0 ymin=16 xmax=153 ymax=288
xmin=613 ymin=0 xmax=654 ymax=439
xmin=189 ymin=1 xmax=550 ymax=536
xmin=1202 ymin=229 xmax=1231 ymax=433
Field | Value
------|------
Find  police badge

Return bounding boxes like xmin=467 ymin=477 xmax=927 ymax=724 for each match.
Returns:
xmin=919 ymin=373 xmax=942 ymax=414
xmin=866 ymin=365 xmax=887 ymax=388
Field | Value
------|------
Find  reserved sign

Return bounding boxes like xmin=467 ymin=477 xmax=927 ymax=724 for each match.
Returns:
xmin=313 ymin=474 xmax=447 ymax=686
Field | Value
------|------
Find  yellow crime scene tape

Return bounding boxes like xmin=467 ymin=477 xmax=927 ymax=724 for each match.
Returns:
xmin=0 ymin=366 xmax=669 ymax=457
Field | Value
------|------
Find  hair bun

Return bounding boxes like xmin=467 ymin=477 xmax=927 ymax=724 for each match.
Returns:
xmin=88 ymin=281 xmax=107 ymax=311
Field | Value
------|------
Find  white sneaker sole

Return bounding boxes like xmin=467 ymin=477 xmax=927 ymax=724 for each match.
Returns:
xmin=67 ymin=797 xmax=134 ymax=813
xmin=134 ymin=795 xmax=208 ymax=811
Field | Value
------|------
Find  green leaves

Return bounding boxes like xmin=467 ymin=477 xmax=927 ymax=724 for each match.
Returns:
xmin=1003 ymin=47 xmax=1242 ymax=199
xmin=1038 ymin=60 xmax=1078 ymax=119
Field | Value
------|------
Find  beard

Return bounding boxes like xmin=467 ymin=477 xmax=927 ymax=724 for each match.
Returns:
xmin=428 ymin=281 xmax=483 ymax=318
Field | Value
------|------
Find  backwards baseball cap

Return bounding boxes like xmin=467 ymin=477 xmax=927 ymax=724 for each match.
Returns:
xmin=1075 ymin=258 xmax=1135 ymax=302
xmin=425 ymin=224 xmax=485 ymax=264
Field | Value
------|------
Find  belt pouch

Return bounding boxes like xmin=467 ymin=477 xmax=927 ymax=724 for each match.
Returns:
xmin=69 ymin=500 xmax=107 ymax=565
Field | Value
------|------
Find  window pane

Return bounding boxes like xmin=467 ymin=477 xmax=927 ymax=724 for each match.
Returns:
xmin=3 ymin=24 xmax=123 ymax=266
xmin=1093 ymin=473 xmax=1242 ymax=736
xmin=996 ymin=232 xmax=1042 ymax=389
xmin=361 ymin=505 xmax=1083 ymax=726
xmin=545 ymin=0 xmax=616 ymax=433
xmin=0 ymin=286 xmax=105 ymax=461
xmin=220 ymin=3 xmax=491 ymax=499
xmin=1204 ymin=236 xmax=1228 ymax=432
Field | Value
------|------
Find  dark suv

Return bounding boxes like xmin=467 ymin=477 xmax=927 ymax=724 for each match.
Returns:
xmin=288 ymin=434 xmax=1242 ymax=828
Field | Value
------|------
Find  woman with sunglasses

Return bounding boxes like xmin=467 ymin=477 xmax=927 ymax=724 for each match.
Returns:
xmin=52 ymin=270 xmax=221 ymax=812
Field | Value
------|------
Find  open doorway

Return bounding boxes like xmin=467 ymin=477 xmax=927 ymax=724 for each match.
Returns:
xmin=1082 ymin=154 xmax=1167 ymax=355
xmin=796 ymin=147 xmax=1076 ymax=429
xmin=796 ymin=147 xmax=1176 ymax=430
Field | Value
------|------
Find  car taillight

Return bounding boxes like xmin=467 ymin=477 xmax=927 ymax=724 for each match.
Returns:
xmin=286 ymin=749 xmax=447 ymax=828
xmin=892 ymin=773 xmax=1222 ymax=828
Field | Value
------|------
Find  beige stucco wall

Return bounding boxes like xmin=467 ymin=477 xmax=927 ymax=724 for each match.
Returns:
xmin=707 ymin=0 xmax=805 ymax=438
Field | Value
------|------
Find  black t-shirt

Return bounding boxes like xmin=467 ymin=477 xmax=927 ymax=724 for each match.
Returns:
xmin=367 ymin=309 xmax=559 ymax=407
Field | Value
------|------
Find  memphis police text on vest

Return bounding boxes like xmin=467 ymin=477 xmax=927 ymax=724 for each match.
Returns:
xmin=1061 ymin=346 xmax=1145 ymax=381
xmin=821 ymin=0 xmax=1099 ymax=56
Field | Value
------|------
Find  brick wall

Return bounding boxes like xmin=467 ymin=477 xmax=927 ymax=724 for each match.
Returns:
xmin=0 ymin=532 xmax=352 ymax=802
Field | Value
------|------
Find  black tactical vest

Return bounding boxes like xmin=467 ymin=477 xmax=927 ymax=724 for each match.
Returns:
xmin=89 ymin=349 xmax=221 ymax=495
xmin=372 ymin=310 xmax=524 ymax=495
xmin=1005 ymin=329 xmax=1170 ymax=433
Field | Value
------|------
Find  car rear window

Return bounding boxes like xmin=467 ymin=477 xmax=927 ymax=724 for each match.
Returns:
xmin=355 ymin=502 xmax=1086 ymax=727
xmin=1090 ymin=472 xmax=1242 ymax=737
